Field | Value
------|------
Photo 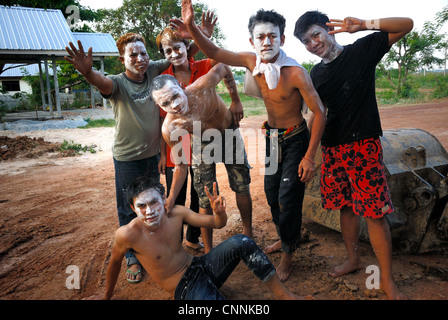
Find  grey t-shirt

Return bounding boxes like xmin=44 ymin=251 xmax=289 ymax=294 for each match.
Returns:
xmin=103 ymin=59 xmax=169 ymax=161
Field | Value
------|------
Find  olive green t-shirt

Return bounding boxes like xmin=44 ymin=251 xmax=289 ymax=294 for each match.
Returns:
xmin=103 ymin=59 xmax=169 ymax=161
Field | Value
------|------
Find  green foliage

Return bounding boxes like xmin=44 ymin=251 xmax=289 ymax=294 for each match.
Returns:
xmin=58 ymin=140 xmax=97 ymax=154
xmin=93 ymin=0 xmax=224 ymax=60
xmin=81 ymin=118 xmax=116 ymax=128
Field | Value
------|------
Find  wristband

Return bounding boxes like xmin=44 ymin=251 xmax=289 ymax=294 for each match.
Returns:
xmin=302 ymin=157 xmax=315 ymax=165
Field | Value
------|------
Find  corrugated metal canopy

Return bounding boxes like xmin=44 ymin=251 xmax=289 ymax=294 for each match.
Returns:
xmin=0 ymin=5 xmax=119 ymax=61
xmin=0 ymin=63 xmax=56 ymax=78
xmin=0 ymin=6 xmax=75 ymax=54
xmin=73 ymin=33 xmax=119 ymax=56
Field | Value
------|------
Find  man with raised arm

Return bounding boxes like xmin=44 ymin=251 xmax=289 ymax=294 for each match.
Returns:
xmin=294 ymin=11 xmax=413 ymax=299
xmin=179 ymin=0 xmax=326 ymax=282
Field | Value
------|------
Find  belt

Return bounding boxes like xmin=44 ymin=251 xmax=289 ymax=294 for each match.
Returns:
xmin=262 ymin=120 xmax=307 ymax=163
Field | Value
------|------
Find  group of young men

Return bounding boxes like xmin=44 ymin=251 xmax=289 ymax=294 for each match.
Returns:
xmin=65 ymin=0 xmax=413 ymax=300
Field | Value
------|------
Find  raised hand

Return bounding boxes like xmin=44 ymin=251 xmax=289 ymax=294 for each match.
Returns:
xmin=181 ymin=0 xmax=195 ymax=27
xmin=204 ymin=182 xmax=226 ymax=216
xmin=170 ymin=10 xmax=217 ymax=39
xmin=327 ymin=17 xmax=365 ymax=35
xmin=200 ymin=10 xmax=218 ymax=38
xmin=64 ymin=40 xmax=93 ymax=76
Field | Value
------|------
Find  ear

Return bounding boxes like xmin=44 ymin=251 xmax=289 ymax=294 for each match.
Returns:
xmin=249 ymin=37 xmax=255 ymax=49
xmin=130 ymin=203 xmax=136 ymax=213
xmin=119 ymin=56 xmax=125 ymax=65
xmin=280 ymin=34 xmax=285 ymax=47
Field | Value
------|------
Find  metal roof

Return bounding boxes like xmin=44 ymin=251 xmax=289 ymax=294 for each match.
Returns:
xmin=0 ymin=5 xmax=118 ymax=61
xmin=0 ymin=63 xmax=55 ymax=78
xmin=73 ymin=33 xmax=119 ymax=56
xmin=0 ymin=6 xmax=75 ymax=54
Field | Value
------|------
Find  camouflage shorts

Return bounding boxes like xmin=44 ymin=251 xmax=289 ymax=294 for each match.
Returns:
xmin=191 ymin=127 xmax=251 ymax=209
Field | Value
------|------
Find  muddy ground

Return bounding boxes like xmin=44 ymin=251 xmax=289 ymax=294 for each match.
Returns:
xmin=0 ymin=101 xmax=447 ymax=302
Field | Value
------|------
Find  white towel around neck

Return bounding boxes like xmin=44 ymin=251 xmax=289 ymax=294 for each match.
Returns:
xmin=252 ymin=49 xmax=304 ymax=90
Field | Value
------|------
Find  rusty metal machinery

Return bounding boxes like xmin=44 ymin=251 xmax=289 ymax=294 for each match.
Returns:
xmin=303 ymin=128 xmax=448 ymax=254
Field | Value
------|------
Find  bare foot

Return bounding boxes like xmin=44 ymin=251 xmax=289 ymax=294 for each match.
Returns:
xmin=329 ymin=260 xmax=363 ymax=278
xmin=264 ymin=240 xmax=282 ymax=254
xmin=381 ymin=278 xmax=408 ymax=300
xmin=277 ymin=252 xmax=294 ymax=282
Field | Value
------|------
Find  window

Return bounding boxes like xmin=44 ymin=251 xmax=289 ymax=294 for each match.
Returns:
xmin=2 ymin=80 xmax=20 ymax=92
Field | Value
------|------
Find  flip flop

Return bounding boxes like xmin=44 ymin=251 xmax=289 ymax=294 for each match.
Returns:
xmin=126 ymin=268 xmax=142 ymax=284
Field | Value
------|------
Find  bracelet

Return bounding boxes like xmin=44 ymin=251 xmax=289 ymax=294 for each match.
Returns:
xmin=302 ymin=157 xmax=315 ymax=165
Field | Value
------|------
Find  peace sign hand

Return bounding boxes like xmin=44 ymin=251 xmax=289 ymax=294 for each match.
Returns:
xmin=204 ymin=182 xmax=226 ymax=216
xmin=327 ymin=17 xmax=365 ymax=35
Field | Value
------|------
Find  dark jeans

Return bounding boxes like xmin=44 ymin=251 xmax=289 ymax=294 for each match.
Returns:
xmin=165 ymin=166 xmax=201 ymax=244
xmin=264 ymin=127 xmax=309 ymax=253
xmin=113 ymin=155 xmax=160 ymax=267
xmin=174 ymin=235 xmax=276 ymax=300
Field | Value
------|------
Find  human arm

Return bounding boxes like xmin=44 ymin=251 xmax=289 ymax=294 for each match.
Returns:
xmin=163 ymin=129 xmax=188 ymax=216
xmin=65 ymin=40 xmax=113 ymax=96
xmin=159 ymin=116 xmax=167 ymax=175
xmin=181 ymin=0 xmax=254 ymax=69
xmin=179 ymin=182 xmax=227 ymax=229
xmin=221 ymin=65 xmax=244 ymax=126
xmin=294 ymin=68 xmax=326 ymax=183
xmin=327 ymin=17 xmax=413 ymax=46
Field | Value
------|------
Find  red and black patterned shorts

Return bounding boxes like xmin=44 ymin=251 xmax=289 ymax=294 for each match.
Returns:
xmin=320 ymin=137 xmax=394 ymax=218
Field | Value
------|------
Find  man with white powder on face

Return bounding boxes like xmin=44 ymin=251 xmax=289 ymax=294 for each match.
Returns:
xmin=64 ymin=31 xmax=206 ymax=284
xmin=179 ymin=0 xmax=326 ymax=282
xmin=294 ymin=11 xmax=413 ymax=299
xmin=150 ymin=62 xmax=252 ymax=254
xmin=83 ymin=176 xmax=305 ymax=300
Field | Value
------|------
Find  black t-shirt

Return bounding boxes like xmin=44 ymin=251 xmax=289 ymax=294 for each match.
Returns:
xmin=310 ymin=31 xmax=391 ymax=147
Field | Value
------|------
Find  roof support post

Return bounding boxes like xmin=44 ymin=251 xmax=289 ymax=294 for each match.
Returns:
xmin=37 ymin=57 xmax=46 ymax=111
xmin=52 ymin=55 xmax=61 ymax=118
xmin=44 ymin=59 xmax=53 ymax=117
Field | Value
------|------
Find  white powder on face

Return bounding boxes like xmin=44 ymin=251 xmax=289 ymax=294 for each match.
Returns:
xmin=153 ymin=82 xmax=189 ymax=115
xmin=302 ymin=26 xmax=342 ymax=63
xmin=162 ymin=40 xmax=188 ymax=67
xmin=134 ymin=189 xmax=164 ymax=228
xmin=252 ymin=22 xmax=281 ymax=61
xmin=123 ymin=41 xmax=148 ymax=74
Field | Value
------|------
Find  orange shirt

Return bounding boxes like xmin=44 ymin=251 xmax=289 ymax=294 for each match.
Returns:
xmin=160 ymin=58 xmax=213 ymax=167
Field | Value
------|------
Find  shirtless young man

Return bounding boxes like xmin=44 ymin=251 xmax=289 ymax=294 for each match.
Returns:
xmin=294 ymin=11 xmax=413 ymax=299
xmin=179 ymin=0 xmax=326 ymax=281
xmin=84 ymin=176 xmax=300 ymax=300
xmin=151 ymin=63 xmax=252 ymax=254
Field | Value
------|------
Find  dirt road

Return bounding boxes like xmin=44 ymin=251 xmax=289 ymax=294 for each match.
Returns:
xmin=0 ymin=101 xmax=447 ymax=301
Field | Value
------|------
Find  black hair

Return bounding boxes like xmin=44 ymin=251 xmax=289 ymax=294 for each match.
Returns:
xmin=126 ymin=175 xmax=165 ymax=207
xmin=248 ymin=9 xmax=286 ymax=38
xmin=294 ymin=10 xmax=330 ymax=41
xmin=150 ymin=74 xmax=180 ymax=98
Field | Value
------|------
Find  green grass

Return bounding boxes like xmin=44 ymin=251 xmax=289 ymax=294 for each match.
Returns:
xmin=81 ymin=118 xmax=116 ymax=129
xmin=59 ymin=140 xmax=97 ymax=154
xmin=218 ymin=92 xmax=267 ymax=117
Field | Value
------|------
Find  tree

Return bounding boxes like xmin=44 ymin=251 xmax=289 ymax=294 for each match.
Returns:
xmin=93 ymin=0 xmax=224 ymax=60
